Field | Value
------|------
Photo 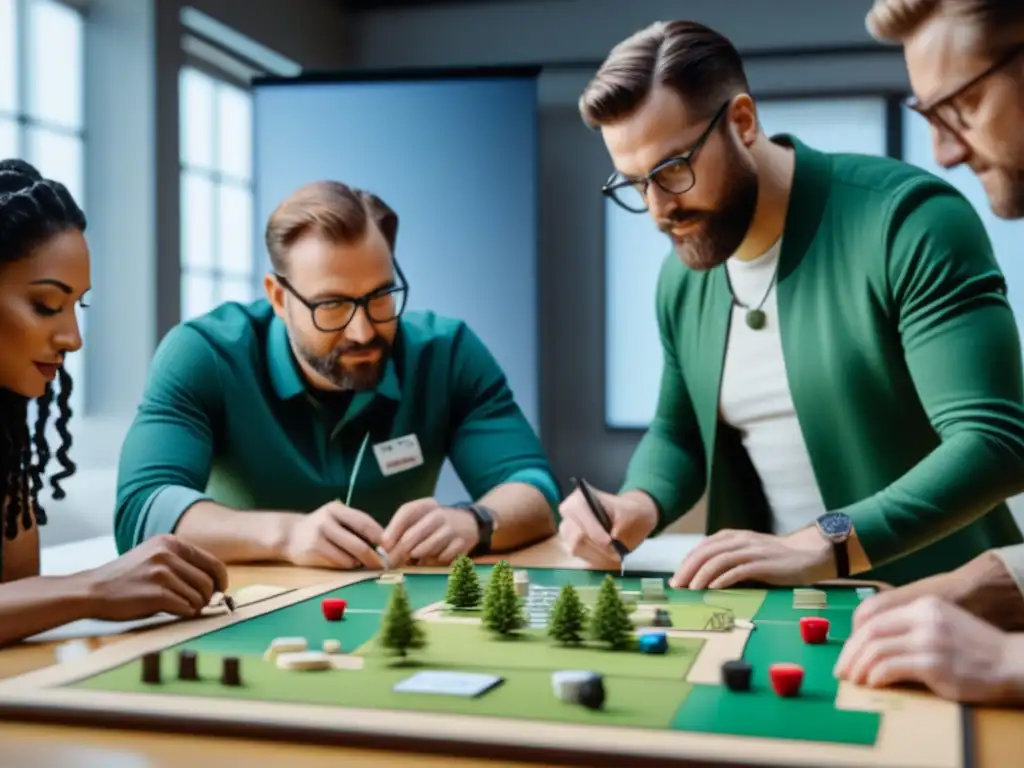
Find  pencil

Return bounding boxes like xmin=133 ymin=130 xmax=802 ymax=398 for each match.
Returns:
xmin=572 ymin=477 xmax=630 ymax=574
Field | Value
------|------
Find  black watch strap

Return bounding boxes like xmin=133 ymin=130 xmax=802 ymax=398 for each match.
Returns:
xmin=833 ymin=541 xmax=850 ymax=579
xmin=452 ymin=502 xmax=494 ymax=555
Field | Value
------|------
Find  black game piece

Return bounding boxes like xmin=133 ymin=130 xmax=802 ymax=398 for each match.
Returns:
xmin=178 ymin=650 xmax=198 ymax=681
xmin=722 ymin=659 xmax=752 ymax=692
xmin=221 ymin=656 xmax=241 ymax=686
xmin=653 ymin=608 xmax=673 ymax=627
xmin=141 ymin=652 xmax=161 ymax=684
xmin=576 ymin=676 xmax=606 ymax=709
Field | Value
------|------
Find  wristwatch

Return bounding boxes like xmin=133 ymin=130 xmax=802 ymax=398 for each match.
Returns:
xmin=452 ymin=502 xmax=496 ymax=555
xmin=815 ymin=512 xmax=853 ymax=579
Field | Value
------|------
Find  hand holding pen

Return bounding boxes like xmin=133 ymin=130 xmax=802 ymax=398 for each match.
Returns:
xmin=557 ymin=478 xmax=656 ymax=573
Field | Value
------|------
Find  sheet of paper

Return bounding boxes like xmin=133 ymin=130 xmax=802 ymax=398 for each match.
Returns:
xmin=24 ymin=613 xmax=181 ymax=644
xmin=622 ymin=533 xmax=704 ymax=573
xmin=393 ymin=670 xmax=503 ymax=697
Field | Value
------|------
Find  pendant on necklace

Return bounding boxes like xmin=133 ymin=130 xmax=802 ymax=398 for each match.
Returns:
xmin=746 ymin=309 xmax=766 ymax=330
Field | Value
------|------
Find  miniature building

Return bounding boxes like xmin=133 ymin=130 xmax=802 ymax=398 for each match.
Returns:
xmin=524 ymin=585 xmax=560 ymax=628
xmin=640 ymin=578 xmax=667 ymax=602
xmin=513 ymin=570 xmax=530 ymax=597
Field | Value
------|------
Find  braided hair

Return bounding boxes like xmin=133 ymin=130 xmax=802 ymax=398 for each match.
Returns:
xmin=0 ymin=158 xmax=84 ymax=547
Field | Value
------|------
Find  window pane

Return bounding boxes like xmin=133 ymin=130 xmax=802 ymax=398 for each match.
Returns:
xmin=0 ymin=117 xmax=17 ymax=158
xmin=26 ymin=0 xmax=83 ymax=129
xmin=181 ymin=171 xmax=215 ymax=269
xmin=220 ymin=275 xmax=255 ymax=305
xmin=217 ymin=83 xmax=252 ymax=181
xmin=218 ymin=182 xmax=253 ymax=276
xmin=757 ymin=98 xmax=887 ymax=156
xmin=26 ymin=127 xmax=84 ymax=205
xmin=181 ymin=271 xmax=217 ymax=321
xmin=180 ymin=68 xmax=215 ymax=169
xmin=0 ymin=0 xmax=16 ymax=113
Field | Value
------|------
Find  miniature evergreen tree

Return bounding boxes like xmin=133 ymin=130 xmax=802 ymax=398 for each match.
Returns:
xmin=445 ymin=554 xmax=481 ymax=609
xmin=481 ymin=560 xmax=523 ymax=635
xmin=589 ymin=574 xmax=633 ymax=650
xmin=379 ymin=583 xmax=426 ymax=659
xmin=547 ymin=584 xmax=588 ymax=645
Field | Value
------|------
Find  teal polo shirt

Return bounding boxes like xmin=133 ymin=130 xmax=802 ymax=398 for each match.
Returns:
xmin=113 ymin=300 xmax=559 ymax=554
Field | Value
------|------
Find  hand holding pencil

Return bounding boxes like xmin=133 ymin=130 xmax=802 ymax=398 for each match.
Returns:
xmin=557 ymin=478 xmax=659 ymax=572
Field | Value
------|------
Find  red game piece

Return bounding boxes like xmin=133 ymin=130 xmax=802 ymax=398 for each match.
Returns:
xmin=799 ymin=616 xmax=830 ymax=644
xmin=321 ymin=598 xmax=347 ymax=621
xmin=769 ymin=663 xmax=804 ymax=697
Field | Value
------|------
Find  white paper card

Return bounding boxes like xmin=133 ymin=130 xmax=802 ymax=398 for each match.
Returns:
xmin=393 ymin=670 xmax=502 ymax=697
xmin=373 ymin=434 xmax=424 ymax=476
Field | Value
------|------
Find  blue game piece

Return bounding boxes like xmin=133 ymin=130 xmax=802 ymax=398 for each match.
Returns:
xmin=638 ymin=632 xmax=667 ymax=654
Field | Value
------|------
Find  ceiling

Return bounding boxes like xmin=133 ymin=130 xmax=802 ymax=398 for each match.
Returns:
xmin=338 ymin=0 xmax=543 ymax=10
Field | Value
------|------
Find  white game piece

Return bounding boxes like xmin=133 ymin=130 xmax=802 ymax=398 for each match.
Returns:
xmin=55 ymin=639 xmax=94 ymax=664
xmin=322 ymin=639 xmax=342 ymax=654
xmin=393 ymin=670 xmax=502 ymax=697
xmin=551 ymin=670 xmax=596 ymax=702
xmin=263 ymin=636 xmax=307 ymax=662
xmin=275 ymin=651 xmax=332 ymax=671
xmin=329 ymin=655 xmax=365 ymax=670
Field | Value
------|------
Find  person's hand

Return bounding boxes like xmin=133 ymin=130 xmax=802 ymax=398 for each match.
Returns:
xmin=834 ymin=595 xmax=1023 ymax=704
xmin=79 ymin=534 xmax=229 ymax=621
xmin=669 ymin=527 xmax=833 ymax=589
xmin=381 ymin=498 xmax=479 ymax=568
xmin=558 ymin=487 xmax=657 ymax=569
xmin=283 ymin=500 xmax=385 ymax=570
xmin=851 ymin=550 xmax=1024 ymax=633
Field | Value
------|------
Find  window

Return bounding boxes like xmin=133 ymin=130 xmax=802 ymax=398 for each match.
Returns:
xmin=901 ymin=106 xmax=1023 ymax=322
xmin=604 ymin=98 xmax=890 ymax=429
xmin=0 ymin=0 xmax=86 ymax=416
xmin=179 ymin=66 xmax=255 ymax=321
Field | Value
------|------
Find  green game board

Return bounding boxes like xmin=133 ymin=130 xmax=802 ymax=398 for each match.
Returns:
xmin=0 ymin=566 xmax=968 ymax=768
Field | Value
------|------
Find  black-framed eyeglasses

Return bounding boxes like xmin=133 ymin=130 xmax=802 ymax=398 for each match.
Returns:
xmin=275 ymin=260 xmax=409 ymax=332
xmin=601 ymin=100 xmax=731 ymax=214
xmin=905 ymin=44 xmax=1023 ymax=134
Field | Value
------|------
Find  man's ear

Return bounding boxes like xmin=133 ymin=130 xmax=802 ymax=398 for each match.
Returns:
xmin=264 ymin=273 xmax=285 ymax=318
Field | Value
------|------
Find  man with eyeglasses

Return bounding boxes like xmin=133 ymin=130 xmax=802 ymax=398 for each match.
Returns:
xmin=114 ymin=181 xmax=559 ymax=571
xmin=558 ymin=20 xmax=1024 ymax=608
xmin=830 ymin=0 xmax=1024 ymax=705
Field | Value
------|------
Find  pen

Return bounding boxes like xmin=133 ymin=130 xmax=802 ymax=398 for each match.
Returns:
xmin=572 ymin=477 xmax=630 ymax=576
xmin=334 ymin=499 xmax=390 ymax=571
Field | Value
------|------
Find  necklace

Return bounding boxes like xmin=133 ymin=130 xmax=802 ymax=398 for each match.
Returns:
xmin=723 ymin=261 xmax=779 ymax=330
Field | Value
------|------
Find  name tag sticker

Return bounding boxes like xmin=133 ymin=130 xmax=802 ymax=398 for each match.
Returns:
xmin=373 ymin=434 xmax=424 ymax=477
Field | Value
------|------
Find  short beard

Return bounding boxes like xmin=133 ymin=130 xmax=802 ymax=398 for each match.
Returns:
xmin=992 ymin=168 xmax=1024 ymax=220
xmin=297 ymin=338 xmax=390 ymax=391
xmin=658 ymin=134 xmax=759 ymax=271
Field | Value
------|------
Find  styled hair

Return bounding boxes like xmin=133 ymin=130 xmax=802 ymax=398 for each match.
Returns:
xmin=0 ymin=158 xmax=84 ymax=543
xmin=578 ymin=20 xmax=749 ymax=129
xmin=264 ymin=181 xmax=399 ymax=273
xmin=867 ymin=0 xmax=1024 ymax=53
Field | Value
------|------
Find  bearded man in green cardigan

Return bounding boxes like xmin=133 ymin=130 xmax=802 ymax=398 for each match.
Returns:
xmin=557 ymin=19 xmax=1024 ymax=590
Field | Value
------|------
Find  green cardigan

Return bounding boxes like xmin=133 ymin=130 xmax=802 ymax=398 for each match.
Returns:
xmin=621 ymin=136 xmax=1024 ymax=586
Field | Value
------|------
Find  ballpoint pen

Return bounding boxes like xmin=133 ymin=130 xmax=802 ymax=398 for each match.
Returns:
xmin=572 ymin=476 xmax=630 ymax=576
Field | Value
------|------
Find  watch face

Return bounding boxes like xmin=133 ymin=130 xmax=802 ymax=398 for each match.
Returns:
xmin=817 ymin=512 xmax=851 ymax=541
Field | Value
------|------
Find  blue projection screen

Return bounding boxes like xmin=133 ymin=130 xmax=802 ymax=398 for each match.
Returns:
xmin=252 ymin=71 xmax=539 ymax=501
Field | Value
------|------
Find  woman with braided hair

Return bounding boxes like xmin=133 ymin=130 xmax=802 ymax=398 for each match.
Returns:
xmin=0 ymin=159 xmax=228 ymax=646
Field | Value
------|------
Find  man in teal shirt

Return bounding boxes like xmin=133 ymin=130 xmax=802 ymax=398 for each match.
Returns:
xmin=558 ymin=20 xmax=1024 ymax=588
xmin=115 ymin=181 xmax=559 ymax=569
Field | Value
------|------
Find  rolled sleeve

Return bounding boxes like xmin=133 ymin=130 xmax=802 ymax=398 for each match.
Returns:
xmin=444 ymin=324 xmax=560 ymax=519
xmin=115 ymin=324 xmax=223 ymax=553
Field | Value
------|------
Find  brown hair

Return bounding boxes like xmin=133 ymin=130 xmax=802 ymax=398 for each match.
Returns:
xmin=264 ymin=181 xmax=398 ymax=272
xmin=578 ymin=20 xmax=749 ymax=129
xmin=866 ymin=0 xmax=1023 ymax=52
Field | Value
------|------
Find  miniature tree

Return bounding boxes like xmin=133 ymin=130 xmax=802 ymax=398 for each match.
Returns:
xmin=481 ymin=560 xmax=523 ymax=636
xmin=379 ymin=583 xmax=426 ymax=660
xmin=589 ymin=574 xmax=633 ymax=650
xmin=547 ymin=584 xmax=588 ymax=645
xmin=445 ymin=554 xmax=481 ymax=610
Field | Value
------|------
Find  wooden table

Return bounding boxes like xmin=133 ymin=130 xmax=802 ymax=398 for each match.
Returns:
xmin=2 ymin=536 xmax=1022 ymax=768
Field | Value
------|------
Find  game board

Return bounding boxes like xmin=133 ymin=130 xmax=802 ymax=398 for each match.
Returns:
xmin=0 ymin=563 xmax=969 ymax=767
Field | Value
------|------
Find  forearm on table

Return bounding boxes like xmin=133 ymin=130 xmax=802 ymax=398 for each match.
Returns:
xmin=958 ymin=548 xmax=1024 ymax=631
xmin=0 ymin=575 xmax=93 ymax=647
xmin=836 ymin=432 xmax=1024 ymax=569
xmin=476 ymin=479 xmax=557 ymax=551
xmin=173 ymin=500 xmax=300 ymax=564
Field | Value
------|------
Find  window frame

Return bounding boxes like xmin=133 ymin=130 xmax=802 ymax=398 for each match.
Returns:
xmin=178 ymin=57 xmax=258 ymax=323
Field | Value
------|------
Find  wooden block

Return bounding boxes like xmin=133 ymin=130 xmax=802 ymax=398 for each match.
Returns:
xmin=263 ymin=637 xmax=307 ymax=662
xmin=276 ymin=651 xmax=332 ymax=671
xmin=322 ymin=639 xmax=342 ymax=654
